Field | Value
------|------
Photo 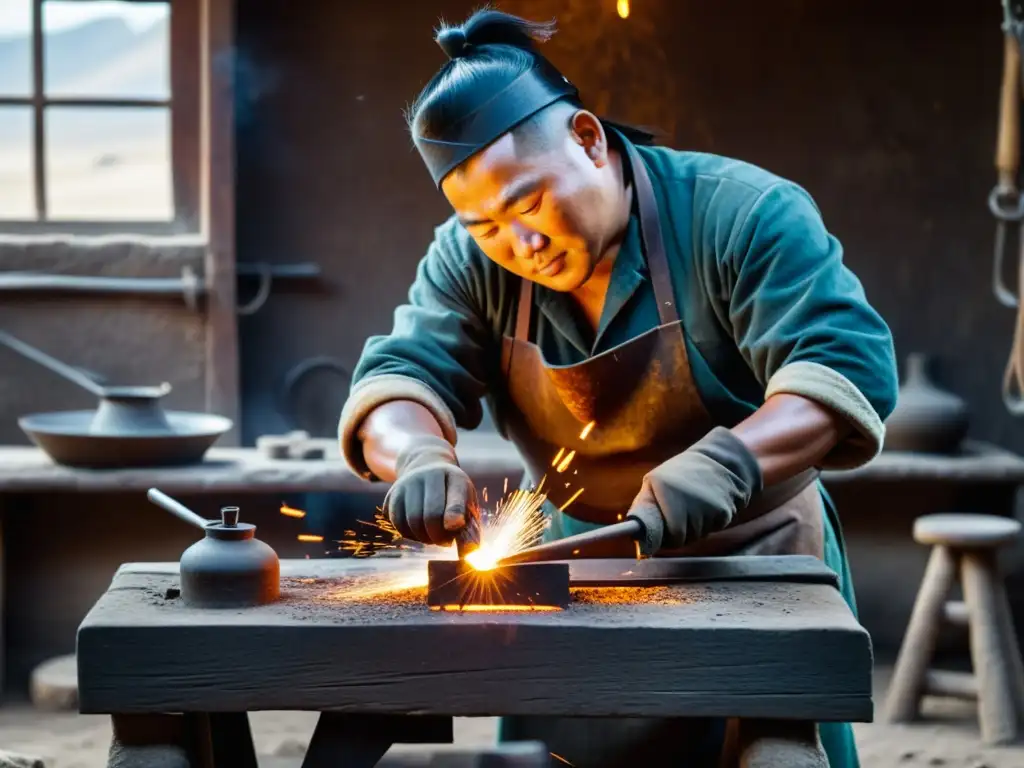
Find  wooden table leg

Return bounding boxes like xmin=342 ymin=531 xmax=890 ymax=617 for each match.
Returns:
xmin=732 ymin=719 xmax=827 ymax=768
xmin=301 ymin=714 xmax=453 ymax=768
xmin=187 ymin=713 xmax=258 ymax=768
xmin=107 ymin=714 xmax=192 ymax=768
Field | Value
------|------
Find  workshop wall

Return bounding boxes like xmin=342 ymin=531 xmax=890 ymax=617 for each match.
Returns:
xmin=235 ymin=0 xmax=1017 ymax=452
xmin=0 ymin=238 xmax=208 ymax=445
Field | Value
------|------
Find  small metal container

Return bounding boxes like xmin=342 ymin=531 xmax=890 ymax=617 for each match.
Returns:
xmin=180 ymin=506 xmax=280 ymax=609
xmin=147 ymin=489 xmax=280 ymax=609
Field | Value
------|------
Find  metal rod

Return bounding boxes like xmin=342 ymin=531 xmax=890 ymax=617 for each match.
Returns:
xmin=497 ymin=518 xmax=646 ymax=566
xmin=456 ymin=517 xmax=481 ymax=559
xmin=0 ymin=264 xmax=320 ymax=301
xmin=0 ymin=330 xmax=107 ymax=397
xmin=147 ymin=488 xmax=212 ymax=531
xmin=30 ymin=0 xmax=45 ymax=219
xmin=0 ymin=272 xmax=205 ymax=297
xmin=237 ymin=262 xmax=322 ymax=279
xmin=0 ymin=96 xmax=171 ymax=108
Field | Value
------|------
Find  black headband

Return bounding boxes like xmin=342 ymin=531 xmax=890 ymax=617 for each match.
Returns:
xmin=413 ymin=57 xmax=579 ymax=187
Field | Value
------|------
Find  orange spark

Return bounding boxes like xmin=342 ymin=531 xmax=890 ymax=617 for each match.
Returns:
xmin=280 ymin=504 xmax=306 ymax=518
xmin=579 ymin=420 xmax=596 ymax=440
xmin=551 ymin=447 xmax=565 ymax=467
xmin=559 ymin=487 xmax=585 ymax=511
xmin=464 ymin=487 xmax=548 ymax=571
xmin=297 ymin=534 xmax=323 ymax=543
xmin=430 ymin=604 xmax=560 ymax=612
xmin=556 ymin=450 xmax=576 ymax=473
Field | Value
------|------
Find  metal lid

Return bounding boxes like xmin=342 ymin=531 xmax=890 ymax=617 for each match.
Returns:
xmin=204 ymin=506 xmax=256 ymax=540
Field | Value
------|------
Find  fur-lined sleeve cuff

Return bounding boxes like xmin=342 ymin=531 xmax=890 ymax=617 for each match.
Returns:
xmin=337 ymin=374 xmax=459 ymax=479
xmin=765 ymin=361 xmax=885 ymax=470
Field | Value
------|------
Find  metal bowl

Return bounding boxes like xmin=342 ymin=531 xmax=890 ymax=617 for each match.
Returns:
xmin=19 ymin=410 xmax=233 ymax=469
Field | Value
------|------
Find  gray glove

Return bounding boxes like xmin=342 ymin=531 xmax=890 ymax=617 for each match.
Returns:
xmin=383 ymin=435 xmax=480 ymax=547
xmin=627 ymin=426 xmax=763 ymax=554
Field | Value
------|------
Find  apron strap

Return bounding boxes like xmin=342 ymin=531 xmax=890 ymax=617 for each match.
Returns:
xmin=621 ymin=139 xmax=680 ymax=327
xmin=513 ymin=135 xmax=680 ymax=343
xmin=515 ymin=275 xmax=533 ymax=343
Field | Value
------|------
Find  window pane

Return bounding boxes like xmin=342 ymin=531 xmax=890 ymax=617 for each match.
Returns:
xmin=0 ymin=106 xmax=35 ymax=220
xmin=46 ymin=106 xmax=172 ymax=221
xmin=0 ymin=0 xmax=33 ymax=96
xmin=43 ymin=1 xmax=169 ymax=100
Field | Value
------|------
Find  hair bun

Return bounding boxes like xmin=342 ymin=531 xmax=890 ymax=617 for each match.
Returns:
xmin=436 ymin=27 xmax=470 ymax=59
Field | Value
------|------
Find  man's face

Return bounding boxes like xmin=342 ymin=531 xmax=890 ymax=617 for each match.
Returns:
xmin=441 ymin=113 xmax=619 ymax=292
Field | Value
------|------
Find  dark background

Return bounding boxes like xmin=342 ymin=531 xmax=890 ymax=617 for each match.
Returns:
xmin=234 ymin=0 xmax=1015 ymax=451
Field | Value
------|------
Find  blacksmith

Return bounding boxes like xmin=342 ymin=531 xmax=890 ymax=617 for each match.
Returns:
xmin=338 ymin=9 xmax=897 ymax=767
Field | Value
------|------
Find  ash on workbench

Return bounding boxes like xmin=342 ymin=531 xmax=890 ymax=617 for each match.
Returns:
xmin=279 ymin=574 xmax=715 ymax=611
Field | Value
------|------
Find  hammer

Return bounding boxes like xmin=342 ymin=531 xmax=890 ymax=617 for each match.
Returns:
xmin=497 ymin=517 xmax=657 ymax=566
xmin=455 ymin=508 xmax=482 ymax=560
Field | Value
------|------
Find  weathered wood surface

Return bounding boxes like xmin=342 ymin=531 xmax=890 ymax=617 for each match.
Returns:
xmin=3 ymin=437 xmax=1023 ymax=495
xmin=568 ymin=554 xmax=839 ymax=587
xmin=77 ymin=559 xmax=873 ymax=722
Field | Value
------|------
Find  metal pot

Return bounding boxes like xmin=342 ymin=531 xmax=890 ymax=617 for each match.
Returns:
xmin=147 ymin=488 xmax=280 ymax=609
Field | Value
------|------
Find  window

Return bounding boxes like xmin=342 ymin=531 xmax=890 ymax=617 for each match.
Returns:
xmin=0 ymin=0 xmax=199 ymax=232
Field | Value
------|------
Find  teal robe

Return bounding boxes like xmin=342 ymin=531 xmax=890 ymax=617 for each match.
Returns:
xmin=344 ymin=144 xmax=899 ymax=767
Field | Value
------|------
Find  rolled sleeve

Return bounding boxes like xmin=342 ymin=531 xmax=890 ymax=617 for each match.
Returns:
xmin=338 ymin=220 xmax=494 ymax=478
xmin=723 ymin=182 xmax=898 ymax=468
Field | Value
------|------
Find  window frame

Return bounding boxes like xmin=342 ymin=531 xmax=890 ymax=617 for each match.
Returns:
xmin=0 ymin=0 xmax=201 ymax=235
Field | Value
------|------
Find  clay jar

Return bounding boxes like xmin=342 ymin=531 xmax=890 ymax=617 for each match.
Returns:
xmin=883 ymin=353 xmax=969 ymax=454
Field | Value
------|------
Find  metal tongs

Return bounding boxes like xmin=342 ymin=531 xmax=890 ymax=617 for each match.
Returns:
xmin=991 ymin=0 xmax=1024 ymax=308
xmin=991 ymin=1 xmax=1024 ymax=415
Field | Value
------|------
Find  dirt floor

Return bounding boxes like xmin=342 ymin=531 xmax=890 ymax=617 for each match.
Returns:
xmin=0 ymin=666 xmax=1022 ymax=767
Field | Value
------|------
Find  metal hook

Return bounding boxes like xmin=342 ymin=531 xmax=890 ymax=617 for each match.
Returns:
xmin=236 ymin=263 xmax=273 ymax=316
xmin=989 ymin=185 xmax=1024 ymax=307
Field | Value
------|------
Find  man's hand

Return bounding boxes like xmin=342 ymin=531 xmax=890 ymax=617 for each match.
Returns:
xmin=627 ymin=427 xmax=763 ymax=553
xmin=384 ymin=434 xmax=480 ymax=546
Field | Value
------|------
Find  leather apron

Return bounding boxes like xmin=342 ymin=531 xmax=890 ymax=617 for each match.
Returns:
xmin=496 ymin=139 xmax=827 ymax=767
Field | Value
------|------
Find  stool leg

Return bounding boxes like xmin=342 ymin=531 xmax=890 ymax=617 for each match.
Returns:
xmin=885 ymin=544 xmax=957 ymax=723
xmin=961 ymin=551 xmax=1023 ymax=745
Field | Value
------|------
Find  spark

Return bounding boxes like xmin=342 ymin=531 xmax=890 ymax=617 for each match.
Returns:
xmin=559 ymin=487 xmax=585 ymax=511
xmin=297 ymin=534 xmax=323 ymax=543
xmin=482 ymin=487 xmax=488 ymax=503
xmin=579 ymin=420 xmax=596 ymax=440
xmin=329 ymin=484 xmax=549 ymax=601
xmin=551 ymin=753 xmax=575 ymax=766
xmin=464 ymin=487 xmax=549 ymax=571
xmin=280 ymin=504 xmax=306 ymax=518
xmin=337 ymin=511 xmax=406 ymax=557
xmin=556 ymin=450 xmax=576 ymax=473
xmin=616 ymin=0 xmax=629 ymax=20
xmin=329 ymin=561 xmax=437 ymax=601
xmin=430 ymin=604 xmax=560 ymax=612
xmin=551 ymin=447 xmax=565 ymax=466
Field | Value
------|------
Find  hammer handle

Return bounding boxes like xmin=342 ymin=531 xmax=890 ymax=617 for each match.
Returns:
xmin=997 ymin=31 xmax=1022 ymax=189
xmin=498 ymin=518 xmax=645 ymax=566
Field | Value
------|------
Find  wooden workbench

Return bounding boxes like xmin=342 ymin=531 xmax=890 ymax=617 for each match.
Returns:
xmin=77 ymin=556 xmax=872 ymax=767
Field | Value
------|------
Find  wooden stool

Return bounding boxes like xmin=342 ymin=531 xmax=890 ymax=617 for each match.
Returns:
xmin=885 ymin=513 xmax=1024 ymax=744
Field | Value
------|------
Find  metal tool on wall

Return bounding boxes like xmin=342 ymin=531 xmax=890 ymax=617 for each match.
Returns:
xmin=0 ymin=331 xmax=232 ymax=468
xmin=991 ymin=0 xmax=1024 ymax=414
xmin=0 ymin=262 xmax=321 ymax=315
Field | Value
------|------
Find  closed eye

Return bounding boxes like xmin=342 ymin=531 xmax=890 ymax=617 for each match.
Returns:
xmin=520 ymin=196 xmax=542 ymax=216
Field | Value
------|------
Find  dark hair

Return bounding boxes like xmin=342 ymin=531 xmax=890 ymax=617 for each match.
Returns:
xmin=407 ymin=8 xmax=656 ymax=148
